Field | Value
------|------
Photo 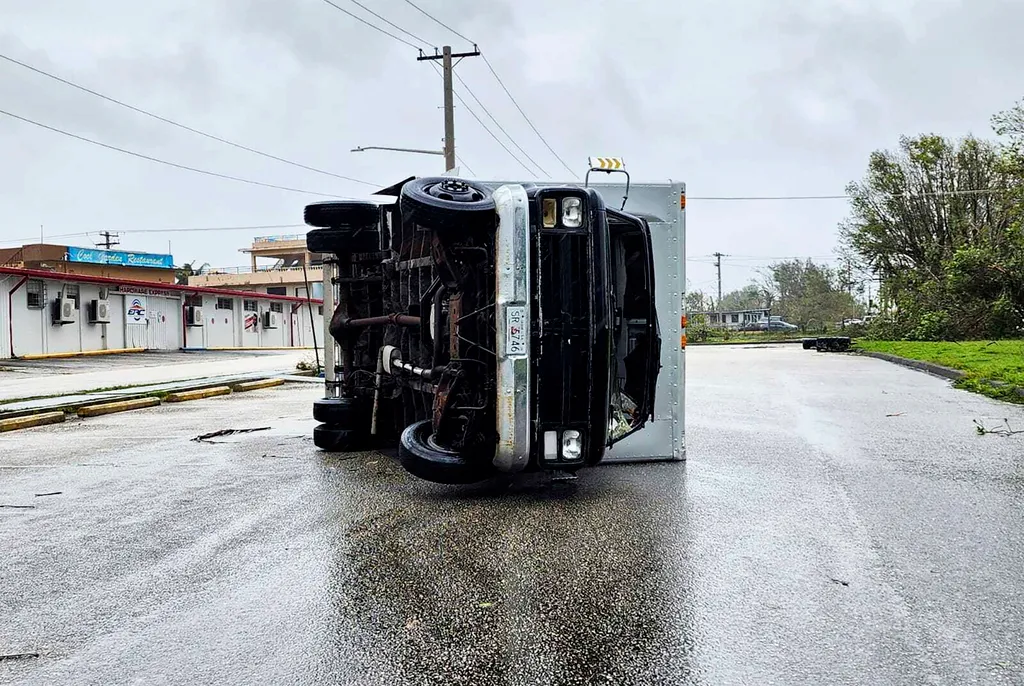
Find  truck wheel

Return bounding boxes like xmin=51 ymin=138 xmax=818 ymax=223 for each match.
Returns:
xmin=306 ymin=227 xmax=380 ymax=255
xmin=400 ymin=177 xmax=496 ymax=232
xmin=398 ymin=419 xmax=492 ymax=485
xmin=304 ymin=201 xmax=379 ymax=229
xmin=802 ymin=338 xmax=816 ymax=350
xmin=313 ymin=423 xmax=360 ymax=452
xmin=313 ymin=396 xmax=363 ymax=428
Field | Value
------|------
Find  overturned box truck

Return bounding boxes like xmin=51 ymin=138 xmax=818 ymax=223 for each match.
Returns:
xmin=305 ymin=158 xmax=686 ymax=484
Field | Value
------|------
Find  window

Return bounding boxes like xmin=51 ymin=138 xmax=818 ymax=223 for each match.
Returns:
xmin=216 ymin=297 xmax=233 ymax=310
xmin=243 ymin=299 xmax=258 ymax=312
xmin=318 ymin=305 xmax=323 ymax=315
xmin=267 ymin=287 xmax=287 ymax=296
xmin=26 ymin=280 xmax=44 ymax=309
xmin=64 ymin=284 xmax=80 ymax=310
xmin=731 ymin=313 xmax=740 ymax=323
xmin=269 ymin=302 xmax=284 ymax=313
xmin=185 ymin=294 xmax=203 ymax=307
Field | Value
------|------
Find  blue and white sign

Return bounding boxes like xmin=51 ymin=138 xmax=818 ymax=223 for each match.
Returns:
xmin=67 ymin=246 xmax=174 ymax=269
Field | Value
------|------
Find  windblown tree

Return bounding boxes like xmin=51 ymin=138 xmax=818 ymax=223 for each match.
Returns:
xmin=764 ymin=259 xmax=860 ymax=329
xmin=840 ymin=122 xmax=1024 ymax=340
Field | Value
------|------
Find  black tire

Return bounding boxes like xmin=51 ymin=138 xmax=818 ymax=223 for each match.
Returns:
xmin=802 ymin=338 xmax=817 ymax=350
xmin=313 ymin=423 xmax=360 ymax=452
xmin=399 ymin=177 xmax=496 ymax=232
xmin=306 ymin=227 xmax=380 ymax=255
xmin=304 ymin=201 xmax=379 ymax=229
xmin=398 ymin=419 xmax=493 ymax=485
xmin=313 ymin=396 xmax=362 ymax=428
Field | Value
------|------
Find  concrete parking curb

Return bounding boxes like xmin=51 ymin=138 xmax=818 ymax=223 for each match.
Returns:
xmin=858 ymin=351 xmax=965 ymax=380
xmin=19 ymin=347 xmax=145 ymax=361
xmin=77 ymin=397 xmax=162 ymax=418
xmin=231 ymin=378 xmax=285 ymax=392
xmin=164 ymin=386 xmax=232 ymax=403
xmin=0 ymin=411 xmax=66 ymax=432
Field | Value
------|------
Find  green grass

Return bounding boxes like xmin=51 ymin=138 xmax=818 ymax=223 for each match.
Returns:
xmin=855 ymin=340 xmax=1024 ymax=403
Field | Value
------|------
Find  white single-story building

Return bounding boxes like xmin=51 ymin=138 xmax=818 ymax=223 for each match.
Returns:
xmin=0 ymin=266 xmax=324 ymax=359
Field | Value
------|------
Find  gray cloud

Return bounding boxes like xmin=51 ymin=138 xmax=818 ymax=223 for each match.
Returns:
xmin=0 ymin=0 xmax=1020 ymax=291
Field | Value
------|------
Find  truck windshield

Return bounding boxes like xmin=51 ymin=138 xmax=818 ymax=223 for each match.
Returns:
xmin=607 ymin=210 xmax=660 ymax=443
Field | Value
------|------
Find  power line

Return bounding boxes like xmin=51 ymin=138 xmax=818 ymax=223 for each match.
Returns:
xmin=452 ymin=71 xmax=549 ymax=176
xmin=688 ymin=188 xmax=1017 ymax=201
xmin=0 ymin=108 xmax=344 ymax=198
xmin=394 ymin=1 xmax=575 ymax=178
xmin=455 ymin=154 xmax=476 ymax=176
xmin=0 ymin=224 xmax=308 ymax=246
xmin=0 ymin=52 xmax=378 ymax=188
xmin=318 ymin=0 xmax=422 ymax=50
xmin=455 ymin=88 xmax=538 ymax=175
xmin=342 ymin=0 xmax=434 ymax=48
xmin=400 ymin=0 xmax=475 ymax=45
xmin=481 ymin=54 xmax=576 ymax=178
xmin=429 ymin=63 xmax=538 ymax=175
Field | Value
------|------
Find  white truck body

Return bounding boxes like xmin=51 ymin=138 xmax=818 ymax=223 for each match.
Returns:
xmin=320 ymin=178 xmax=687 ymax=465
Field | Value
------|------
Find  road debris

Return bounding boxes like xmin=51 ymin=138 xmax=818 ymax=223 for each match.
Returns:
xmin=829 ymin=577 xmax=850 ymax=587
xmin=192 ymin=427 xmax=271 ymax=443
xmin=34 ymin=491 xmax=62 ymax=497
xmin=0 ymin=505 xmax=36 ymax=509
xmin=886 ymin=412 xmax=905 ymax=417
xmin=974 ymin=419 xmax=1024 ymax=437
xmin=0 ymin=652 xmax=40 ymax=661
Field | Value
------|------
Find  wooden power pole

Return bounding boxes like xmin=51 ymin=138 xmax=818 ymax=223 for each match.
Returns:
xmin=418 ymin=45 xmax=480 ymax=172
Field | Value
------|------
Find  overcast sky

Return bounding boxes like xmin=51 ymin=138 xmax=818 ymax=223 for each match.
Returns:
xmin=2 ymin=0 xmax=1022 ymax=294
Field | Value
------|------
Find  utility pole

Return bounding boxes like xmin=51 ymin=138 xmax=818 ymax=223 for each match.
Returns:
xmin=713 ymin=251 xmax=726 ymax=326
xmin=418 ymin=44 xmax=480 ymax=172
xmin=96 ymin=231 xmax=120 ymax=250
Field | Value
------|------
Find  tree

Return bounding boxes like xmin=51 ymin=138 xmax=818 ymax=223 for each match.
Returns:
xmin=719 ymin=284 xmax=764 ymax=311
xmin=175 ymin=261 xmax=209 ymax=285
xmin=684 ymin=289 xmax=709 ymax=314
xmin=841 ymin=127 xmax=1024 ymax=340
xmin=764 ymin=259 xmax=861 ymax=329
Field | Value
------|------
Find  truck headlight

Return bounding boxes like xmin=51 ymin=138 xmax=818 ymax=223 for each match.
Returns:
xmin=542 ymin=198 xmax=558 ymax=228
xmin=562 ymin=197 xmax=583 ymax=228
xmin=561 ymin=430 xmax=582 ymax=460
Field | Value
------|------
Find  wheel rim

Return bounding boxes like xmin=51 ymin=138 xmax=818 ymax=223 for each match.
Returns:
xmin=425 ymin=179 xmax=485 ymax=203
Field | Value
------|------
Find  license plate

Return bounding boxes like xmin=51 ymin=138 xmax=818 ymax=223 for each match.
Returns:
xmin=505 ymin=305 xmax=527 ymax=356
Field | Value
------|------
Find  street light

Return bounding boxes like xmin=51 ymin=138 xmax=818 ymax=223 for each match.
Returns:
xmin=351 ymin=146 xmax=444 ymax=156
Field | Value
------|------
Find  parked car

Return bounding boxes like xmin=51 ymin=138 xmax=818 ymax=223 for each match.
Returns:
xmin=305 ymin=176 xmax=667 ymax=484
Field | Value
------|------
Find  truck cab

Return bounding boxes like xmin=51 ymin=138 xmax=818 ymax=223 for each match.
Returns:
xmin=307 ymin=169 xmax=684 ymax=484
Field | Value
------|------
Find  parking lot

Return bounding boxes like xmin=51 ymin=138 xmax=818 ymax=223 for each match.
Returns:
xmin=2 ymin=345 xmax=1023 ymax=685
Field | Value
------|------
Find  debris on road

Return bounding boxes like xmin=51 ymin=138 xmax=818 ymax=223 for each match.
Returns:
xmin=0 ymin=504 xmax=36 ymax=509
xmin=886 ymin=412 xmax=905 ymax=417
xmin=974 ymin=419 xmax=1024 ymax=437
xmin=192 ymin=427 xmax=271 ymax=443
xmin=829 ymin=577 xmax=851 ymax=587
xmin=0 ymin=652 xmax=39 ymax=661
xmin=34 ymin=491 xmax=62 ymax=497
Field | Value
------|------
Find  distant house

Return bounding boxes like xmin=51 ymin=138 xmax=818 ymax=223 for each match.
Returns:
xmin=692 ymin=308 xmax=770 ymax=330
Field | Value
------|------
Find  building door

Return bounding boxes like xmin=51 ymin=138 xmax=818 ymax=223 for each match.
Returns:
xmin=146 ymin=297 xmax=178 ymax=350
xmin=208 ymin=297 xmax=236 ymax=348
xmin=125 ymin=295 xmax=148 ymax=348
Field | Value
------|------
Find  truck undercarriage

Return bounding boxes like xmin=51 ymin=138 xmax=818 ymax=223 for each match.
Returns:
xmin=308 ymin=175 xmax=676 ymax=484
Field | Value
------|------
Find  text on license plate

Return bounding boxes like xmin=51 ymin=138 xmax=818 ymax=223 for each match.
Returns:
xmin=505 ymin=305 xmax=527 ymax=356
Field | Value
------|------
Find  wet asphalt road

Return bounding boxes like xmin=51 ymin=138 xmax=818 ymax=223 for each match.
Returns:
xmin=2 ymin=345 xmax=1024 ymax=685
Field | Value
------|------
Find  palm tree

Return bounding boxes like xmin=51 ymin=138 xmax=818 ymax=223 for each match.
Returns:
xmin=175 ymin=260 xmax=210 ymax=285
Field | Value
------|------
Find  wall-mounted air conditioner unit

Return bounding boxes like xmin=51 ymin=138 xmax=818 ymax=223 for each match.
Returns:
xmin=89 ymin=299 xmax=111 ymax=324
xmin=53 ymin=297 xmax=76 ymax=325
xmin=262 ymin=311 xmax=279 ymax=329
xmin=186 ymin=306 xmax=204 ymax=327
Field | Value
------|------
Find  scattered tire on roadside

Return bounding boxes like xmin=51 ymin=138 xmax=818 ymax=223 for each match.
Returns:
xmin=802 ymin=338 xmax=817 ymax=350
xmin=815 ymin=337 xmax=852 ymax=353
